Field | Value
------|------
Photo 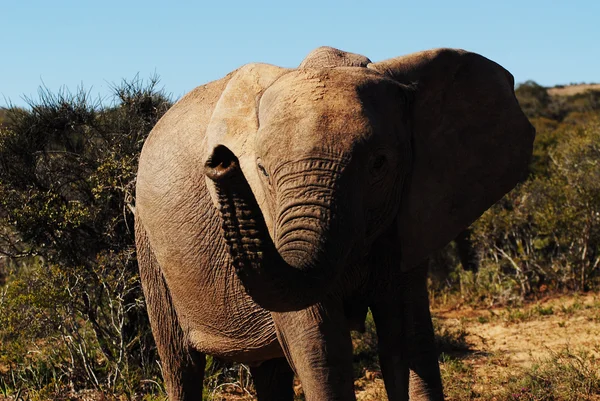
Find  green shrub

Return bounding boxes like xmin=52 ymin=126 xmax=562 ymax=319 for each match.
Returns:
xmin=474 ymin=116 xmax=600 ymax=294
xmin=351 ymin=311 xmax=379 ymax=377
xmin=0 ymin=77 xmax=172 ymax=397
xmin=516 ymin=81 xmax=600 ymax=121
xmin=516 ymin=81 xmax=551 ymax=118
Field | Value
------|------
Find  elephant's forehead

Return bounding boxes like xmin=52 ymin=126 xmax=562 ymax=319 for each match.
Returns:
xmin=257 ymin=69 xmax=382 ymax=153
xmin=261 ymin=68 xmax=376 ymax=112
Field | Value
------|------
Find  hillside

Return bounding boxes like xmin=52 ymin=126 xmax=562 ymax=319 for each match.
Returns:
xmin=548 ymin=83 xmax=600 ymax=97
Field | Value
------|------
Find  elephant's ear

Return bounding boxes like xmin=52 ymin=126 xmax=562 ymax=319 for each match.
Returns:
xmin=204 ymin=63 xmax=289 ymax=223
xmin=368 ymin=49 xmax=535 ymax=270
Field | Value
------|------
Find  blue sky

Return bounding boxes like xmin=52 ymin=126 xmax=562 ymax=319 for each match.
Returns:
xmin=2 ymin=1 xmax=598 ymax=106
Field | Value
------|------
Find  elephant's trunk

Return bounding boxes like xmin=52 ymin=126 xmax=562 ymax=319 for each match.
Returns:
xmin=205 ymin=146 xmax=351 ymax=312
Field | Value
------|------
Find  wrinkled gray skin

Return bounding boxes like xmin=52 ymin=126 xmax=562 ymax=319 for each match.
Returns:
xmin=135 ymin=46 xmax=535 ymax=400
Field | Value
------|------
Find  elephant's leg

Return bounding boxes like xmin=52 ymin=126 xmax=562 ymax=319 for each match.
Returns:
xmin=372 ymin=266 xmax=443 ymax=401
xmin=250 ymin=357 xmax=295 ymax=401
xmin=370 ymin=302 xmax=410 ymax=400
xmin=136 ymin=218 xmax=206 ymax=400
xmin=272 ymin=298 xmax=356 ymax=401
xmin=403 ymin=266 xmax=443 ymax=400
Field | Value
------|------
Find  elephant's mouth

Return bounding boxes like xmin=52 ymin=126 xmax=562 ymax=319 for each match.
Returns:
xmin=205 ymin=145 xmax=349 ymax=312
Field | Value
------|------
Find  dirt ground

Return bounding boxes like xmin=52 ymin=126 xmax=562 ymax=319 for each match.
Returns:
xmin=439 ymin=293 xmax=600 ymax=364
xmin=355 ymin=293 xmax=600 ymax=400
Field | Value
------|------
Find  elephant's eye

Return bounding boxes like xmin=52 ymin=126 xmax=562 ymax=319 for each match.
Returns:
xmin=257 ymin=159 xmax=269 ymax=178
xmin=372 ymin=155 xmax=387 ymax=171
xmin=369 ymin=153 xmax=389 ymax=182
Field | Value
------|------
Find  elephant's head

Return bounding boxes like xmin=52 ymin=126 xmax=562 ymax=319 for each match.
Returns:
xmin=202 ymin=47 xmax=535 ymax=312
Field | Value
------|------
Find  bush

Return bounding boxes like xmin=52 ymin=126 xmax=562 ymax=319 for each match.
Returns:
xmin=0 ymin=77 xmax=172 ymax=397
xmin=515 ymin=81 xmax=551 ymax=118
xmin=0 ymin=109 xmax=5 ymax=130
xmin=516 ymin=80 xmax=600 ymax=121
xmin=476 ymin=116 xmax=600 ymax=292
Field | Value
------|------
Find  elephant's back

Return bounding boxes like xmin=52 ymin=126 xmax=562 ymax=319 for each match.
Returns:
xmin=136 ymin=72 xmax=280 ymax=363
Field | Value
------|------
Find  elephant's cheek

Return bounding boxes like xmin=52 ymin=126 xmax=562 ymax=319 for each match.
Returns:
xmin=365 ymin=178 xmax=403 ymax=242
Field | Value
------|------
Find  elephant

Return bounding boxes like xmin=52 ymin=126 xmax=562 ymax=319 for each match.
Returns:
xmin=134 ymin=46 xmax=535 ymax=400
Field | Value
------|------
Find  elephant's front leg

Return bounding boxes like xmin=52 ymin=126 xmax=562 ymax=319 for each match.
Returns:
xmin=272 ymin=298 xmax=356 ymax=401
xmin=372 ymin=266 xmax=443 ymax=401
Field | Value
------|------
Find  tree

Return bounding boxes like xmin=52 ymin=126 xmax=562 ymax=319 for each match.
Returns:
xmin=515 ymin=80 xmax=551 ymax=118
